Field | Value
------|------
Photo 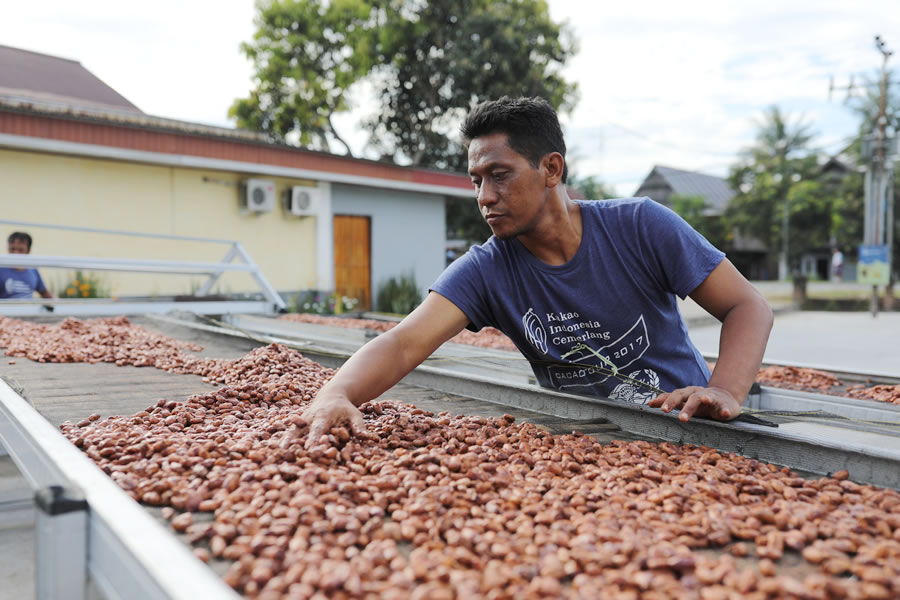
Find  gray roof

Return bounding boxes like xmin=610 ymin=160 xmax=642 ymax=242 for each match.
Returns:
xmin=0 ymin=45 xmax=141 ymax=113
xmin=634 ymin=165 xmax=735 ymax=216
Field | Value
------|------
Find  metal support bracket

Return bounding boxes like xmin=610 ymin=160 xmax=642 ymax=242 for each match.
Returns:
xmin=35 ymin=485 xmax=88 ymax=600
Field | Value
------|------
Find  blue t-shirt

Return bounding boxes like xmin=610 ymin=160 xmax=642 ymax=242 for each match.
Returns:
xmin=431 ymin=198 xmax=725 ymax=404
xmin=0 ymin=268 xmax=47 ymax=299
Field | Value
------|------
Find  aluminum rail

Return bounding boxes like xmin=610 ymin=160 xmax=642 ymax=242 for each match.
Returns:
xmin=748 ymin=386 xmax=900 ymax=437
xmin=0 ymin=219 xmax=287 ymax=312
xmin=157 ymin=314 xmax=900 ymax=490
xmin=0 ymin=299 xmax=275 ymax=317
xmin=704 ymin=352 xmax=900 ymax=387
xmin=0 ymin=219 xmax=238 ymax=245
xmin=0 ymin=254 xmax=285 ymax=313
xmin=0 ymin=378 xmax=241 ymax=600
xmin=0 ymin=254 xmax=259 ymax=274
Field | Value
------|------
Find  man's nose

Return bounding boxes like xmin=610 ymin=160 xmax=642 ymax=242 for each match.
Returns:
xmin=476 ymin=181 xmax=497 ymax=208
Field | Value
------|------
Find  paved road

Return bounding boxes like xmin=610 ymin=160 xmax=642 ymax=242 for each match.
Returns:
xmin=681 ymin=282 xmax=899 ymax=375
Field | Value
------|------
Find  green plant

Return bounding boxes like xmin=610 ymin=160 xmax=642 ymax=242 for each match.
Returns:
xmin=376 ymin=273 xmax=422 ymax=315
xmin=293 ymin=290 xmax=359 ymax=314
xmin=59 ymin=270 xmax=109 ymax=298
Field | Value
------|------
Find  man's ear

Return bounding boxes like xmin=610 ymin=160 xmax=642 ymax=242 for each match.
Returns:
xmin=542 ymin=153 xmax=565 ymax=187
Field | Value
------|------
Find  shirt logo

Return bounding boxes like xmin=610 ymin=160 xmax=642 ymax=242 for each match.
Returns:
xmin=5 ymin=278 xmax=34 ymax=296
xmin=548 ymin=314 xmax=651 ymax=389
xmin=521 ymin=308 xmax=548 ymax=354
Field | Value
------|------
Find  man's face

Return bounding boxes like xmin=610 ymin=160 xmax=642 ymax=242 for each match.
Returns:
xmin=467 ymin=133 xmax=548 ymax=240
xmin=7 ymin=239 xmax=30 ymax=254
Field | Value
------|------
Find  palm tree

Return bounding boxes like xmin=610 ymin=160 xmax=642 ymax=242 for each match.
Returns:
xmin=745 ymin=106 xmax=816 ymax=280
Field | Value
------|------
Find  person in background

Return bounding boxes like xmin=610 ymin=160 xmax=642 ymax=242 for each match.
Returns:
xmin=0 ymin=232 xmax=53 ymax=299
xmin=831 ymin=247 xmax=844 ymax=283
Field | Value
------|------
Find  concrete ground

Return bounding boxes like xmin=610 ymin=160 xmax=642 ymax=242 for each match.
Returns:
xmin=680 ymin=281 xmax=899 ymax=375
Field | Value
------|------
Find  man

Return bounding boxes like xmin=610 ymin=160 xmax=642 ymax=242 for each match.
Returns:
xmin=1 ymin=232 xmax=53 ymax=299
xmin=831 ymin=247 xmax=844 ymax=283
xmin=293 ymin=97 xmax=773 ymax=446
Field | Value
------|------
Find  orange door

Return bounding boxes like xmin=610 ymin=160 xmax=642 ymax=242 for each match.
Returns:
xmin=333 ymin=215 xmax=371 ymax=310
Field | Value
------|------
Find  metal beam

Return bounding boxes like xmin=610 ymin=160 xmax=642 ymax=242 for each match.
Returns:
xmin=390 ymin=363 xmax=900 ymax=490
xmin=140 ymin=314 xmax=900 ymax=490
xmin=0 ymin=379 xmax=241 ymax=600
xmin=0 ymin=254 xmax=258 ymax=274
xmin=286 ymin=343 xmax=900 ymax=491
xmin=0 ymin=300 xmax=276 ymax=317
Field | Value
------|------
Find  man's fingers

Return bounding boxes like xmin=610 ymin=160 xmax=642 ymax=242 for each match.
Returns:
xmin=713 ymin=397 xmax=738 ymax=420
xmin=349 ymin=423 xmax=370 ymax=441
xmin=279 ymin=425 xmax=299 ymax=449
xmin=647 ymin=393 xmax=668 ymax=408
xmin=661 ymin=389 xmax=689 ymax=413
xmin=305 ymin=419 xmax=328 ymax=449
xmin=678 ymin=393 xmax=706 ymax=422
xmin=348 ymin=412 xmax=371 ymax=439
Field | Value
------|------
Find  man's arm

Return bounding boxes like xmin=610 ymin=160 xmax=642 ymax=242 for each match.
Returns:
xmin=293 ymin=292 xmax=470 ymax=446
xmin=35 ymin=272 xmax=53 ymax=299
xmin=648 ymin=259 xmax=773 ymax=421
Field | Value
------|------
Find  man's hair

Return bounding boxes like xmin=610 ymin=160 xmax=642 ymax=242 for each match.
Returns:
xmin=8 ymin=231 xmax=32 ymax=250
xmin=461 ymin=96 xmax=567 ymax=183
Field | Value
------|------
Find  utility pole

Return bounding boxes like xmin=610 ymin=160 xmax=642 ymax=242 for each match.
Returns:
xmin=865 ymin=36 xmax=893 ymax=315
xmin=777 ymin=141 xmax=789 ymax=282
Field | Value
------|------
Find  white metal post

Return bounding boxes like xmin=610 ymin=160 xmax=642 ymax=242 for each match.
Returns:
xmin=233 ymin=243 xmax=287 ymax=312
xmin=195 ymin=243 xmax=241 ymax=297
xmin=35 ymin=485 xmax=88 ymax=600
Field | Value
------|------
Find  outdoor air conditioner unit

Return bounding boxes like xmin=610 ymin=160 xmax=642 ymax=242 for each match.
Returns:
xmin=242 ymin=179 xmax=276 ymax=213
xmin=287 ymin=186 xmax=322 ymax=216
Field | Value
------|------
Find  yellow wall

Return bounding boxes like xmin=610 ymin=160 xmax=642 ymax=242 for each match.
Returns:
xmin=0 ymin=148 xmax=317 ymax=298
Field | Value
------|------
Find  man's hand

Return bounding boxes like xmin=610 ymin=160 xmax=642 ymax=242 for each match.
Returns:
xmin=280 ymin=394 xmax=368 ymax=449
xmin=648 ymin=386 xmax=741 ymax=422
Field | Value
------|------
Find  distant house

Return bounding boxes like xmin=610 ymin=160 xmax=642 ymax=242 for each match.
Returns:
xmin=0 ymin=44 xmax=142 ymax=113
xmin=634 ymin=165 xmax=769 ymax=280
xmin=0 ymin=45 xmax=472 ymax=309
xmin=633 ymin=165 xmax=734 ymax=216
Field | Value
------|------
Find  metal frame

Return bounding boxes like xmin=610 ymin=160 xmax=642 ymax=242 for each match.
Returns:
xmin=748 ymin=386 xmax=900 ymax=435
xmin=0 ymin=219 xmax=286 ymax=313
xmin=0 ymin=299 xmax=275 ymax=317
xmin=0 ymin=378 xmax=241 ymax=600
xmin=163 ymin=314 xmax=900 ymax=490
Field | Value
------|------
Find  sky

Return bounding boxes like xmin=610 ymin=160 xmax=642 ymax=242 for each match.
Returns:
xmin=2 ymin=0 xmax=898 ymax=196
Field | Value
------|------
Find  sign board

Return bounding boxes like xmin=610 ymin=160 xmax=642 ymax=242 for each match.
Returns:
xmin=858 ymin=244 xmax=890 ymax=286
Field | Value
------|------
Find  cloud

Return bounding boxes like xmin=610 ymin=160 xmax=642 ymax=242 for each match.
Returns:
xmin=550 ymin=0 xmax=900 ymax=195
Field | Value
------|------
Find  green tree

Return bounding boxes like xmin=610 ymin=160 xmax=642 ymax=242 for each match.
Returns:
xmin=230 ymin=0 xmax=376 ymax=154
xmin=232 ymin=0 xmax=578 ymax=169
xmin=566 ymin=174 xmax=617 ymax=200
xmin=446 ymin=196 xmax=491 ymax=244
xmin=669 ymin=194 xmax=726 ymax=249
xmin=844 ymin=70 xmax=900 ymax=134
xmin=725 ymin=106 xmax=818 ymax=277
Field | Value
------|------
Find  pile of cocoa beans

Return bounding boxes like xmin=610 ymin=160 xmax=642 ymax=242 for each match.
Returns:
xmin=56 ymin=346 xmax=899 ymax=599
xmin=757 ymin=366 xmax=900 ymax=405
xmin=0 ymin=315 xmax=207 ymax=372
xmin=2 ymin=315 xmax=898 ymax=597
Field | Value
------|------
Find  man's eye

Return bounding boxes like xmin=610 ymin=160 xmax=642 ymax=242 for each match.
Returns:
xmin=493 ymin=172 xmax=508 ymax=181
